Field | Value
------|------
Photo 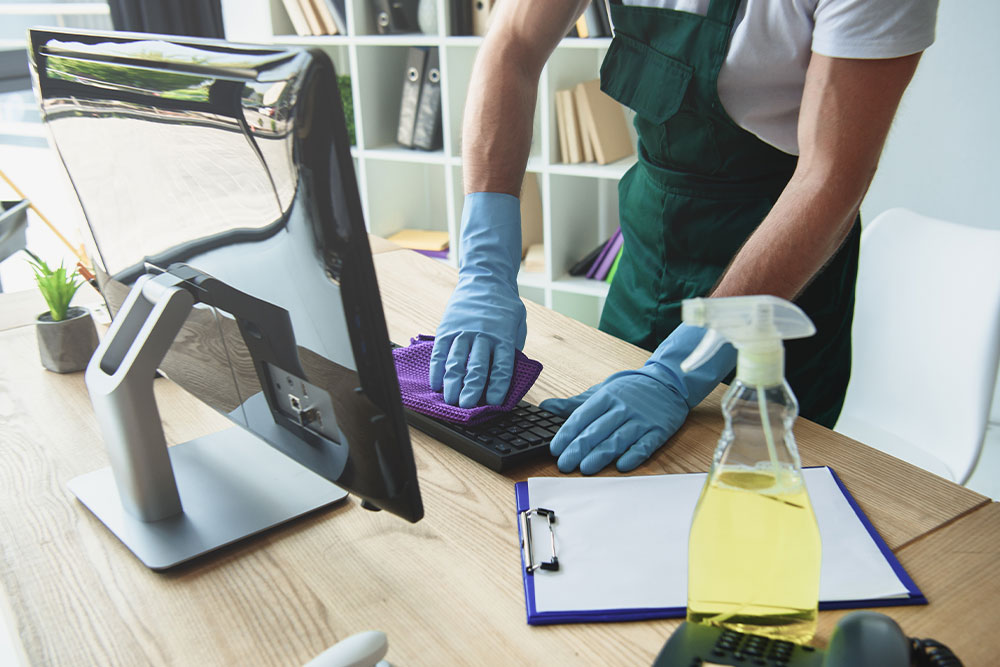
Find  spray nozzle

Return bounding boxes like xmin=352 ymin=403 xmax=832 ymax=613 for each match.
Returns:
xmin=680 ymin=295 xmax=815 ymax=385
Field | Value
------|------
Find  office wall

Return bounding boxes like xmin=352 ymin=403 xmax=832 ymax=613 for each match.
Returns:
xmin=861 ymin=0 xmax=1000 ymax=230
xmin=860 ymin=0 xmax=1000 ymax=424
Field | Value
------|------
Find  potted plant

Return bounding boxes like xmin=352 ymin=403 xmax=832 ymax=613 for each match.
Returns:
xmin=25 ymin=249 xmax=99 ymax=373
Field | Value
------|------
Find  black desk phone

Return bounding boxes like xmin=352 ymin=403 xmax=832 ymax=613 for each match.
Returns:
xmin=653 ymin=612 xmax=962 ymax=667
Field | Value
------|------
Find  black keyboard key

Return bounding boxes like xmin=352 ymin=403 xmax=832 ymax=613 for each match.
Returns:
xmin=521 ymin=433 xmax=543 ymax=445
xmin=529 ymin=426 xmax=556 ymax=440
xmin=509 ymin=437 xmax=529 ymax=449
xmin=497 ymin=432 xmax=514 ymax=442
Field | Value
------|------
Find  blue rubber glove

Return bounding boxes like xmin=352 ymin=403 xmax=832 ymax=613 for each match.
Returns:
xmin=430 ymin=193 xmax=527 ymax=408
xmin=540 ymin=324 xmax=736 ymax=474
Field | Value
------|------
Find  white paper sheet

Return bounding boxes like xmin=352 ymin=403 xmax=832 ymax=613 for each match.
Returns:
xmin=526 ymin=467 xmax=910 ymax=614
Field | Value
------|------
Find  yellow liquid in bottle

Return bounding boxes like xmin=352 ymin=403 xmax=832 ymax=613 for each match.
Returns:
xmin=687 ymin=467 xmax=821 ymax=643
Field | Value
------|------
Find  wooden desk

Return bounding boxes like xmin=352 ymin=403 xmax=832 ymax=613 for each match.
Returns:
xmin=0 ymin=246 xmax=994 ymax=666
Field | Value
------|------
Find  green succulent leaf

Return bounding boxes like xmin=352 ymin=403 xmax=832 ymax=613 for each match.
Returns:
xmin=24 ymin=249 xmax=83 ymax=321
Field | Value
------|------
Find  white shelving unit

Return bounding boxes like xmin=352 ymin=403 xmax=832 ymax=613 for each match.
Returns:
xmin=223 ymin=0 xmax=637 ymax=328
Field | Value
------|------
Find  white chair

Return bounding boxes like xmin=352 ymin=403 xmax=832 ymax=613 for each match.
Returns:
xmin=834 ymin=208 xmax=1000 ymax=484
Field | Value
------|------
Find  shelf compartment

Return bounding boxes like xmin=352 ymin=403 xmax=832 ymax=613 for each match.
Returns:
xmin=547 ymin=174 xmax=620 ymax=283
xmin=551 ymin=275 xmax=611 ymax=298
xmin=518 ymin=285 xmax=546 ymax=307
xmin=551 ymin=290 xmax=606 ymax=330
xmin=363 ymin=161 xmax=449 ymax=241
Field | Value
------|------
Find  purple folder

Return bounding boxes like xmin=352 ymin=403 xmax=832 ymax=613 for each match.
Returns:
xmin=585 ymin=228 xmax=621 ymax=279
xmin=591 ymin=232 xmax=623 ymax=281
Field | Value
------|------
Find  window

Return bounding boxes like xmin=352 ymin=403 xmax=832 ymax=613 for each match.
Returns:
xmin=0 ymin=2 xmax=111 ymax=291
xmin=1 ymin=2 xmax=112 ymax=130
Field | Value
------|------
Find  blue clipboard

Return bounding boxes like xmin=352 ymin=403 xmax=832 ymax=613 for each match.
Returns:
xmin=514 ymin=467 xmax=926 ymax=626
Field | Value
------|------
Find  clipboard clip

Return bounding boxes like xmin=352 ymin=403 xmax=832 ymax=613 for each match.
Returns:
xmin=519 ymin=507 xmax=559 ymax=573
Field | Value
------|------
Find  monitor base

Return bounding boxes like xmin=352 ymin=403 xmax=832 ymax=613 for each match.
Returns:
xmin=68 ymin=426 xmax=349 ymax=570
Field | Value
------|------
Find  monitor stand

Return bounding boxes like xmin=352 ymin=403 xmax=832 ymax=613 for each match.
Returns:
xmin=68 ymin=272 xmax=348 ymax=570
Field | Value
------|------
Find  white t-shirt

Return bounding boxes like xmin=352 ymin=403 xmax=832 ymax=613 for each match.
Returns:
xmin=619 ymin=0 xmax=939 ymax=154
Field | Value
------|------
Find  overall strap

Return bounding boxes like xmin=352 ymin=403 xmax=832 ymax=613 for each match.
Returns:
xmin=705 ymin=0 xmax=743 ymax=25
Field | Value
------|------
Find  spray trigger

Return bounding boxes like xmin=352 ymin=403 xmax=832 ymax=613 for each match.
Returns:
xmin=681 ymin=329 xmax=727 ymax=373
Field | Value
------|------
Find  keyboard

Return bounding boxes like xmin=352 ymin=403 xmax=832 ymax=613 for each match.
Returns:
xmin=402 ymin=402 xmax=565 ymax=472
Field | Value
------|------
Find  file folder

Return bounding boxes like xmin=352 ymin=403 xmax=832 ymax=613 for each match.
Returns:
xmin=471 ymin=0 xmax=494 ymax=36
xmin=412 ymin=48 xmax=442 ymax=150
xmin=373 ymin=0 xmax=419 ymax=34
xmin=397 ymin=47 xmax=428 ymax=147
xmin=515 ymin=467 xmax=925 ymax=625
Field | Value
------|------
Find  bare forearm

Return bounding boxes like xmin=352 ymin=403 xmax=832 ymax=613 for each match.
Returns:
xmin=712 ymin=52 xmax=921 ymax=300
xmin=462 ymin=0 xmax=587 ymax=195
xmin=462 ymin=35 xmax=540 ymax=195
xmin=710 ymin=173 xmax=863 ymax=299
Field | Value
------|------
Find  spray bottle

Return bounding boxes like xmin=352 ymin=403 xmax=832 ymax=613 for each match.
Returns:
xmin=681 ymin=295 xmax=822 ymax=643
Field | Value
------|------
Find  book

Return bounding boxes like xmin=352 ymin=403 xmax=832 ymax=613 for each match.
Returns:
xmin=520 ymin=172 xmax=543 ymax=258
xmin=593 ymin=0 xmax=612 ymax=36
xmin=604 ymin=246 xmax=623 ymax=283
xmin=298 ymin=0 xmax=325 ymax=35
xmin=585 ymin=228 xmax=620 ymax=279
xmin=576 ymin=78 xmax=634 ymax=165
xmin=591 ymin=229 xmax=622 ymax=280
xmin=515 ymin=467 xmax=925 ymax=625
xmin=581 ymin=2 xmax=605 ymax=38
xmin=557 ymin=89 xmax=583 ymax=164
xmin=280 ymin=0 xmax=313 ymax=35
xmin=569 ymin=239 xmax=607 ymax=277
xmin=522 ymin=243 xmax=545 ymax=273
xmin=387 ymin=229 xmax=450 ymax=251
xmin=554 ymin=89 xmax=570 ymax=164
xmin=573 ymin=83 xmax=595 ymax=162
xmin=323 ymin=0 xmax=347 ymax=34
xmin=310 ymin=0 xmax=339 ymax=34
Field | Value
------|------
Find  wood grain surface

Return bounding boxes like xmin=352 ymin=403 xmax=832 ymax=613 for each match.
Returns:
xmin=0 ymin=246 xmax=993 ymax=666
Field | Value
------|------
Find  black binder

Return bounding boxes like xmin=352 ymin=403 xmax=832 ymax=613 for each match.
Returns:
xmin=450 ymin=0 xmax=470 ymax=35
xmin=372 ymin=0 xmax=420 ymax=34
xmin=412 ymin=49 xmax=442 ymax=150
xmin=397 ymin=47 xmax=428 ymax=147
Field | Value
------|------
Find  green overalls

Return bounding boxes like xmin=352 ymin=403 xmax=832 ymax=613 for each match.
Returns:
xmin=597 ymin=0 xmax=860 ymax=428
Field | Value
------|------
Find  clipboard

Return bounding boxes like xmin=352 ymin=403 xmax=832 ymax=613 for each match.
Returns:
xmin=514 ymin=466 xmax=925 ymax=626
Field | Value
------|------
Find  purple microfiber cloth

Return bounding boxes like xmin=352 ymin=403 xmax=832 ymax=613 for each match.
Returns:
xmin=393 ymin=334 xmax=543 ymax=425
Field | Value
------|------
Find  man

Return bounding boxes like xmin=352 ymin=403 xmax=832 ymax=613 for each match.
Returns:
xmin=429 ymin=0 xmax=938 ymax=474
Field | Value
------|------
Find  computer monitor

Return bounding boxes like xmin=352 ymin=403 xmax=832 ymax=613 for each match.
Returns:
xmin=29 ymin=28 xmax=423 ymax=568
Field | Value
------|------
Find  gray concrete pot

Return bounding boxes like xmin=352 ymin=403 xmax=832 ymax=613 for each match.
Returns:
xmin=36 ymin=306 xmax=100 ymax=373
